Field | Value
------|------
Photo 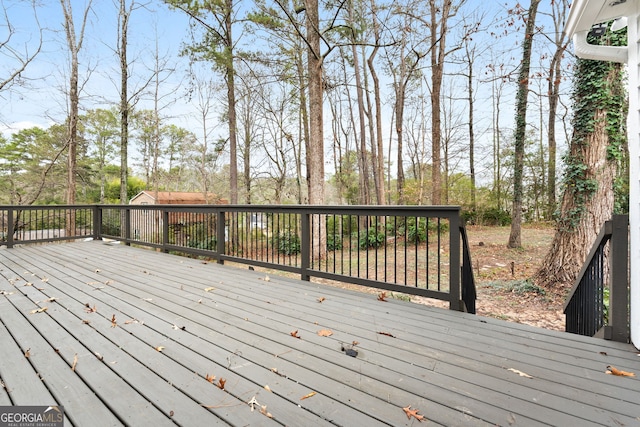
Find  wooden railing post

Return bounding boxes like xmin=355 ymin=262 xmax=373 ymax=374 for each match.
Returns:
xmin=608 ymin=214 xmax=629 ymax=342
xmin=216 ymin=210 xmax=226 ymax=264
xmin=300 ymin=212 xmax=311 ymax=281
xmin=7 ymin=207 xmax=14 ymax=249
xmin=449 ymin=211 xmax=462 ymax=311
xmin=162 ymin=210 xmax=170 ymax=253
xmin=93 ymin=205 xmax=102 ymax=240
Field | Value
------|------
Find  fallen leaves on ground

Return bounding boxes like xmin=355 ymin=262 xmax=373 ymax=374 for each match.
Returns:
xmin=72 ymin=354 xmax=78 ymax=371
xmin=377 ymin=292 xmax=388 ymax=302
xmin=29 ymin=307 xmax=48 ymax=314
xmin=205 ymin=374 xmax=215 ymax=383
xmin=317 ymin=329 xmax=333 ymax=337
xmin=155 ymin=346 xmax=165 ymax=352
xmin=260 ymin=405 xmax=273 ymax=418
xmin=300 ymin=391 xmax=316 ymax=400
xmin=606 ymin=365 xmax=636 ymax=377
xmin=84 ymin=303 xmax=97 ymax=313
xmin=377 ymin=331 xmax=396 ymax=338
xmin=24 ymin=348 xmax=31 ymax=358
xmin=290 ymin=330 xmax=301 ymax=339
xmin=264 ymin=385 xmax=272 ymax=392
xmin=204 ymin=287 xmax=215 ymax=292
xmin=317 ymin=297 xmax=326 ymax=303
xmin=217 ymin=378 xmax=226 ymax=390
xmin=506 ymin=368 xmax=533 ymax=379
xmin=403 ymin=405 xmax=425 ymax=422
xmin=110 ymin=314 xmax=117 ymax=328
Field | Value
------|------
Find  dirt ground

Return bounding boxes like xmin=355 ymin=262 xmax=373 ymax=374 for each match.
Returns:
xmin=458 ymin=224 xmax=568 ymax=330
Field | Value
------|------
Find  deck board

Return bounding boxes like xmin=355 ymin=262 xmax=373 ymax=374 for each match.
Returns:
xmin=0 ymin=241 xmax=639 ymax=426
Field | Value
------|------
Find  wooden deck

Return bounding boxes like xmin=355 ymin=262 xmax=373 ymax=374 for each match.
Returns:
xmin=0 ymin=241 xmax=638 ymax=426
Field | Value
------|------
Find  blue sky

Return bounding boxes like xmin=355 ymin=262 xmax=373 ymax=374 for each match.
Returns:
xmin=1 ymin=0 xmax=194 ymax=134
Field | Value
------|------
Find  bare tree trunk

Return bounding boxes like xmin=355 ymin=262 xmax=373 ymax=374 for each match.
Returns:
xmin=119 ymin=0 xmax=129 ymax=204
xmin=295 ymin=44 xmax=309 ymax=204
xmin=368 ymin=0 xmax=385 ymax=205
xmin=306 ymin=0 xmax=325 ymax=206
xmin=225 ymin=3 xmax=239 ymax=205
xmin=546 ymin=0 xmax=569 ymax=219
xmin=60 ymin=0 xmax=90 ymax=236
xmin=348 ymin=1 xmax=370 ymax=206
xmin=508 ymin=0 xmax=540 ymax=248
xmin=428 ymin=0 xmax=452 ymax=205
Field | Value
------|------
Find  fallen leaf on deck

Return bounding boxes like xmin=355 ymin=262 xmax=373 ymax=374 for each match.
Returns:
xmin=24 ymin=282 xmax=33 ymax=287
xmin=260 ymin=405 xmax=273 ymax=418
xmin=110 ymin=314 xmax=117 ymax=328
xmin=606 ymin=365 xmax=636 ymax=377
xmin=317 ymin=297 xmax=326 ymax=303
xmin=104 ymin=280 xmax=114 ymax=285
xmin=264 ymin=385 xmax=272 ymax=392
xmin=85 ymin=304 xmax=97 ymax=313
xmin=169 ymin=410 xmax=174 ymax=417
xmin=378 ymin=331 xmax=396 ymax=338
xmin=300 ymin=391 xmax=316 ymax=400
xmin=82 ymin=319 xmax=91 ymax=325
xmin=94 ymin=352 xmax=103 ymax=361
xmin=507 ymin=368 xmax=533 ymax=378
xmin=204 ymin=287 xmax=215 ymax=292
xmin=45 ymin=297 xmax=58 ymax=303
xmin=217 ymin=378 xmax=226 ymax=389
xmin=155 ymin=346 xmax=165 ymax=352
xmin=377 ymin=292 xmax=388 ymax=302
xmin=24 ymin=348 xmax=31 ymax=358
xmin=72 ymin=354 xmax=78 ymax=371
xmin=205 ymin=373 xmax=215 ymax=383
xmin=290 ymin=330 xmax=301 ymax=339
xmin=30 ymin=307 xmax=48 ymax=314
xmin=317 ymin=329 xmax=333 ymax=337
xmin=403 ymin=405 xmax=425 ymax=422
xmin=41 ymin=278 xmax=49 ymax=283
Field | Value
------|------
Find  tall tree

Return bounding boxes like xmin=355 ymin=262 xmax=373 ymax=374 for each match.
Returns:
xmin=167 ymin=0 xmax=240 ymax=204
xmin=544 ymin=0 xmax=570 ymax=218
xmin=118 ymin=0 xmax=131 ymax=204
xmin=508 ymin=0 xmax=540 ymax=248
xmin=534 ymin=29 xmax=626 ymax=287
xmin=427 ymin=0 xmax=466 ymax=205
xmin=60 ymin=0 xmax=91 ymax=206
xmin=83 ymin=108 xmax=119 ymax=203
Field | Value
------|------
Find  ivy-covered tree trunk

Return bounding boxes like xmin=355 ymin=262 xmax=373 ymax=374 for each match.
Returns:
xmin=508 ymin=0 xmax=540 ymax=248
xmin=534 ymin=53 xmax=625 ymax=287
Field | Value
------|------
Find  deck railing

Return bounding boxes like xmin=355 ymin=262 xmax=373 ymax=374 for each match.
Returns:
xmin=563 ymin=215 xmax=629 ymax=342
xmin=0 ymin=204 xmax=476 ymax=313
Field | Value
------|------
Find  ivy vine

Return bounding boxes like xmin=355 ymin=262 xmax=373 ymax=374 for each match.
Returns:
xmin=557 ymin=23 xmax=627 ymax=231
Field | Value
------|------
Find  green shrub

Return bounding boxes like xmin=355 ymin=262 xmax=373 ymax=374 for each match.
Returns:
xmin=274 ymin=230 xmax=301 ymax=255
xmin=327 ymin=233 xmax=343 ymax=250
xmin=359 ymin=227 xmax=385 ymax=249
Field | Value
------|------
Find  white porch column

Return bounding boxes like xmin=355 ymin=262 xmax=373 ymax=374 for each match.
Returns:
xmin=628 ymin=13 xmax=640 ymax=347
